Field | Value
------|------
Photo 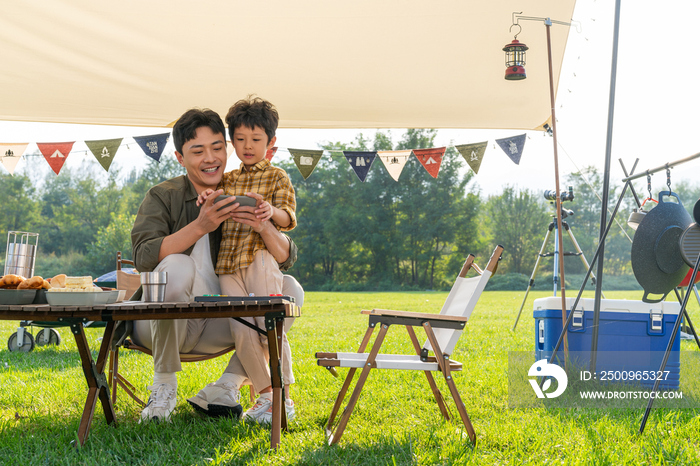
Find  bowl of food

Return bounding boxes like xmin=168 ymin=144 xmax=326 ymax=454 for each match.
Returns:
xmin=0 ymin=288 xmax=38 ymax=305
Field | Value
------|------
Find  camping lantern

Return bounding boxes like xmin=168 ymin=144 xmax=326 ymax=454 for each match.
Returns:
xmin=503 ymin=39 xmax=528 ymax=80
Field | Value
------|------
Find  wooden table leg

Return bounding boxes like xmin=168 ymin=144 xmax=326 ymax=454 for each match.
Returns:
xmin=72 ymin=321 xmax=117 ymax=446
xmin=266 ymin=316 xmax=285 ymax=449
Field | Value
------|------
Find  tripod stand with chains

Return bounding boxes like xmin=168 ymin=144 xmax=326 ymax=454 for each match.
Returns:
xmin=512 ymin=188 xmax=600 ymax=331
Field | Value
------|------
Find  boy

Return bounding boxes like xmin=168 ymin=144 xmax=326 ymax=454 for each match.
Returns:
xmin=197 ymin=96 xmax=297 ymax=423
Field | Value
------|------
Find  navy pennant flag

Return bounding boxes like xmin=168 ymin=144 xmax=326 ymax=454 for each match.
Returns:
xmin=343 ymin=151 xmax=377 ymax=182
xmin=455 ymin=141 xmax=488 ymax=174
xmin=86 ymin=138 xmax=123 ymax=172
xmin=133 ymin=133 xmax=170 ymax=163
xmin=495 ymin=134 xmax=527 ymax=165
xmin=289 ymin=149 xmax=324 ymax=180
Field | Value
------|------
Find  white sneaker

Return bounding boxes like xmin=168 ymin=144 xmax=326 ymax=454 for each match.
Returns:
xmin=187 ymin=382 xmax=242 ymax=418
xmin=140 ymin=383 xmax=176 ymax=422
xmin=242 ymin=395 xmax=273 ymax=423
xmin=257 ymin=399 xmax=296 ymax=425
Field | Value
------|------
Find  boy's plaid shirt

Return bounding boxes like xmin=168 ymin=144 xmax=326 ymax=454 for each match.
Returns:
xmin=216 ymin=158 xmax=296 ymax=274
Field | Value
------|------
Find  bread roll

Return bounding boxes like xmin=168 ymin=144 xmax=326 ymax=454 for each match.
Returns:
xmin=18 ymin=275 xmax=44 ymax=290
xmin=51 ymin=274 xmax=67 ymax=288
xmin=0 ymin=274 xmax=25 ymax=289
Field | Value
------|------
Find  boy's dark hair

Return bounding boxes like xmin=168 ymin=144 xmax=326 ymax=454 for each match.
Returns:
xmin=225 ymin=96 xmax=279 ymax=143
xmin=172 ymin=108 xmax=225 ymax=154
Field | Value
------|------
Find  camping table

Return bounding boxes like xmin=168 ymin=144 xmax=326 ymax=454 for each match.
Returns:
xmin=0 ymin=298 xmax=299 ymax=449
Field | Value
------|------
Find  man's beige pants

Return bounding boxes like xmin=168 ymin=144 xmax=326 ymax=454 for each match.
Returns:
xmin=131 ymin=251 xmax=298 ymax=393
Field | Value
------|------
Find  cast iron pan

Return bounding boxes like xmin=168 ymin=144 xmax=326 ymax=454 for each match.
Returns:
xmin=631 ymin=191 xmax=692 ymax=303
xmin=679 ymin=199 xmax=700 ymax=267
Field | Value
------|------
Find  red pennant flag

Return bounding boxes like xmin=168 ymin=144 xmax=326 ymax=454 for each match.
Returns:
xmin=266 ymin=146 xmax=278 ymax=161
xmin=413 ymin=147 xmax=446 ymax=179
xmin=37 ymin=142 xmax=75 ymax=175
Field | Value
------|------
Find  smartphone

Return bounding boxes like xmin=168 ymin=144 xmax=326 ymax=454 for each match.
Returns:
xmin=214 ymin=195 xmax=257 ymax=209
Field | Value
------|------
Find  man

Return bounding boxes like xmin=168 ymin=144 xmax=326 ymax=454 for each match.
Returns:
xmin=130 ymin=108 xmax=299 ymax=422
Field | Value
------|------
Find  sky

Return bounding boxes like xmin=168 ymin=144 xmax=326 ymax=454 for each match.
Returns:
xmin=2 ymin=0 xmax=699 ymax=200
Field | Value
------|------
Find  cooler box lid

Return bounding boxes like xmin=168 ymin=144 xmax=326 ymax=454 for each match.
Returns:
xmin=533 ymin=297 xmax=680 ymax=315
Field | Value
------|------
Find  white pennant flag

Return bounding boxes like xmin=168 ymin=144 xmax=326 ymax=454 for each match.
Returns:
xmin=376 ymin=150 xmax=412 ymax=182
xmin=0 ymin=143 xmax=28 ymax=175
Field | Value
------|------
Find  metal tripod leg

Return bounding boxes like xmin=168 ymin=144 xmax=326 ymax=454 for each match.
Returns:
xmin=512 ymin=226 xmax=554 ymax=331
xmin=563 ymin=225 xmax=604 ymax=299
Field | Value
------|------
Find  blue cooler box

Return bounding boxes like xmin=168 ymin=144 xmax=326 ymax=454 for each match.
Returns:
xmin=533 ymin=297 xmax=681 ymax=389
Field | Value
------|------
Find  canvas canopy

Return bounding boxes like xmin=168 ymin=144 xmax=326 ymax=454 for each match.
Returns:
xmin=1 ymin=0 xmax=575 ymax=130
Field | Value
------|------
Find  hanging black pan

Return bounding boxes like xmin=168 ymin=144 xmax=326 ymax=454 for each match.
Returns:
xmin=631 ymin=191 xmax=692 ymax=303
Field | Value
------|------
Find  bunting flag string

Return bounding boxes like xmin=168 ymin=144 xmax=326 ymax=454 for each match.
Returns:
xmin=376 ymin=149 xmax=411 ymax=182
xmin=455 ymin=141 xmax=487 ymax=174
xmin=343 ymin=151 xmax=377 ymax=182
xmin=0 ymin=143 xmax=29 ymax=175
xmin=86 ymin=138 xmax=122 ymax=172
xmin=0 ymin=131 xmax=532 ymax=181
xmin=133 ymin=133 xmax=170 ymax=163
xmin=413 ymin=147 xmax=446 ymax=179
xmin=37 ymin=142 xmax=75 ymax=175
xmin=289 ymin=148 xmax=324 ymax=180
xmin=495 ymin=134 xmax=526 ymax=165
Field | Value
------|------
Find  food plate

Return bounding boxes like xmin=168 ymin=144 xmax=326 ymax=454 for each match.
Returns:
xmin=0 ymin=289 xmax=38 ymax=305
xmin=46 ymin=290 xmax=117 ymax=306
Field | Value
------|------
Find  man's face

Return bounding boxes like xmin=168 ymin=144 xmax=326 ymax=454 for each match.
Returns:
xmin=175 ymin=126 xmax=228 ymax=193
xmin=232 ymin=125 xmax=276 ymax=167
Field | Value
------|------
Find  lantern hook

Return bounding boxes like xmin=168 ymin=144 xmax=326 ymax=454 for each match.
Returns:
xmin=510 ymin=12 xmax=523 ymax=39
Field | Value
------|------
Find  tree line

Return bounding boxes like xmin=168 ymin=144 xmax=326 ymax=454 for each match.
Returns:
xmin=2 ymin=129 xmax=698 ymax=290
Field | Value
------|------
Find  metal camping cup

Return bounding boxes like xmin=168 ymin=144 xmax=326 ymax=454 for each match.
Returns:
xmin=141 ymin=272 xmax=167 ymax=302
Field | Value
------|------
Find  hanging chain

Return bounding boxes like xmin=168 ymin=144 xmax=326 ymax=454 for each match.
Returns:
xmin=666 ymin=167 xmax=672 ymax=193
xmin=647 ymin=173 xmax=652 ymax=199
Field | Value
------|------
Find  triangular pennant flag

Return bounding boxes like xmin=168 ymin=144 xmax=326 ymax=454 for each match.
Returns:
xmin=289 ymin=149 xmax=323 ymax=180
xmin=133 ymin=133 xmax=170 ymax=163
xmin=413 ymin=147 xmax=446 ymax=179
xmin=0 ymin=143 xmax=28 ymax=175
xmin=376 ymin=150 xmax=411 ymax=182
xmin=85 ymin=138 xmax=123 ymax=172
xmin=343 ymin=151 xmax=377 ymax=182
xmin=455 ymin=141 xmax=488 ymax=174
xmin=266 ymin=146 xmax=278 ymax=161
xmin=496 ymin=134 xmax=527 ymax=165
xmin=37 ymin=142 xmax=75 ymax=175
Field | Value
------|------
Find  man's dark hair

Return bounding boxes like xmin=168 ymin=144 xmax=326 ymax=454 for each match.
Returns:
xmin=172 ymin=108 xmax=225 ymax=154
xmin=225 ymin=96 xmax=279 ymax=143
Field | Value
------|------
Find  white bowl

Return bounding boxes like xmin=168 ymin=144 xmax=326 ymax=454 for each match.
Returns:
xmin=46 ymin=291 xmax=106 ymax=306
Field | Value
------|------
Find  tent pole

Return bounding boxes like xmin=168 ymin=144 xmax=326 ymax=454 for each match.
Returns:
xmin=591 ymin=0 xmax=622 ymax=373
xmin=545 ymin=20 xmax=569 ymax=358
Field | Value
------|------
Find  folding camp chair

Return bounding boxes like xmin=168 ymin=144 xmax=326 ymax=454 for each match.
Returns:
xmin=316 ymin=245 xmax=503 ymax=445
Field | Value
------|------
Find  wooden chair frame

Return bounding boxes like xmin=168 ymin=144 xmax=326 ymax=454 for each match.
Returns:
xmin=316 ymin=245 xmax=503 ymax=445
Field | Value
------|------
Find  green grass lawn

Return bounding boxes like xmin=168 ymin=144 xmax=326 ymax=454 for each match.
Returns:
xmin=1 ymin=290 xmax=699 ymax=465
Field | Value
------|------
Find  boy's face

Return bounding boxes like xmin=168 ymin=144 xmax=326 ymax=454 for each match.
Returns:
xmin=232 ymin=125 xmax=276 ymax=167
xmin=175 ymin=126 xmax=228 ymax=193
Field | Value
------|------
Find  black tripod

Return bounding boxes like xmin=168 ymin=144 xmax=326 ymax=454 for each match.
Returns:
xmin=512 ymin=207 xmax=599 ymax=331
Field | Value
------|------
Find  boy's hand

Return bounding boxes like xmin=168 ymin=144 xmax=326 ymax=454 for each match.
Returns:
xmin=196 ymin=188 xmax=217 ymax=207
xmin=255 ymin=200 xmax=273 ymax=222
xmin=230 ymin=192 xmax=265 ymax=232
